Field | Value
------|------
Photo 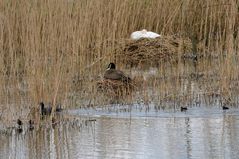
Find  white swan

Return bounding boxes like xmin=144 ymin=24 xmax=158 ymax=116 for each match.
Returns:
xmin=130 ymin=29 xmax=161 ymax=40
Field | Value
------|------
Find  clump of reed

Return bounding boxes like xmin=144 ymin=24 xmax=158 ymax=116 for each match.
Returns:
xmin=0 ymin=0 xmax=238 ymax=122
xmin=96 ymin=79 xmax=136 ymax=102
xmin=114 ymin=36 xmax=192 ymax=65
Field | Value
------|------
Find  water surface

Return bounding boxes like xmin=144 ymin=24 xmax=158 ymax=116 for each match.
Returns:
xmin=0 ymin=106 xmax=239 ymax=159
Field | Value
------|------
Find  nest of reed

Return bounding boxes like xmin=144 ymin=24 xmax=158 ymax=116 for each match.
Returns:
xmin=115 ymin=36 xmax=193 ymax=65
xmin=96 ymin=79 xmax=136 ymax=98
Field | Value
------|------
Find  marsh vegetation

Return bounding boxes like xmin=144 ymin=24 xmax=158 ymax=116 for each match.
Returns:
xmin=0 ymin=0 xmax=238 ymax=124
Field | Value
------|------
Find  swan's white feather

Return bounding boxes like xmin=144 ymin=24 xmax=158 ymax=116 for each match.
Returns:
xmin=130 ymin=29 xmax=160 ymax=40
xmin=146 ymin=31 xmax=160 ymax=38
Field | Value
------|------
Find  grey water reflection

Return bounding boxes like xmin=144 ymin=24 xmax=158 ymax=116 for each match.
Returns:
xmin=0 ymin=110 xmax=239 ymax=159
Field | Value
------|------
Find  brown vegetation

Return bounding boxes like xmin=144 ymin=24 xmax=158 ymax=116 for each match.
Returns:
xmin=0 ymin=0 xmax=238 ymax=122
xmin=115 ymin=36 xmax=193 ymax=65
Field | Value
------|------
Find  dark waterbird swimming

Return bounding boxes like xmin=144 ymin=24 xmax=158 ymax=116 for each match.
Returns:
xmin=40 ymin=102 xmax=63 ymax=116
xmin=222 ymin=106 xmax=229 ymax=110
xmin=104 ymin=63 xmax=131 ymax=83
xmin=180 ymin=107 xmax=188 ymax=112
xmin=56 ymin=104 xmax=63 ymax=112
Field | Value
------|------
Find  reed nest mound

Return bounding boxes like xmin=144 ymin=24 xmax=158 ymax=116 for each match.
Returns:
xmin=96 ymin=79 xmax=136 ymax=97
xmin=115 ymin=36 xmax=193 ymax=65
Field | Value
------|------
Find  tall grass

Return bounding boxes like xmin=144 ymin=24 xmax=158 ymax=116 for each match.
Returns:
xmin=0 ymin=0 xmax=238 ymax=120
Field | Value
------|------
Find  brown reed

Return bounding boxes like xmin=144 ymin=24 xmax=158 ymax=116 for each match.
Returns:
xmin=0 ymin=0 xmax=238 ymax=121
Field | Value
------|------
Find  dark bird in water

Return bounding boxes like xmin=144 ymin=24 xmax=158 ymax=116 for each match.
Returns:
xmin=40 ymin=102 xmax=63 ymax=116
xmin=17 ymin=119 xmax=22 ymax=127
xmin=104 ymin=63 xmax=131 ymax=83
xmin=17 ymin=119 xmax=23 ymax=133
xmin=222 ymin=106 xmax=229 ymax=110
xmin=56 ymin=104 xmax=63 ymax=112
xmin=40 ymin=102 xmax=52 ymax=115
xmin=29 ymin=120 xmax=34 ymax=131
xmin=180 ymin=107 xmax=188 ymax=112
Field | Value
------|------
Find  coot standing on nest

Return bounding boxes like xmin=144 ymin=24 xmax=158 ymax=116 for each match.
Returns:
xmin=40 ymin=102 xmax=63 ymax=116
xmin=40 ymin=102 xmax=52 ymax=115
xmin=56 ymin=104 xmax=63 ymax=112
xmin=104 ymin=63 xmax=131 ymax=83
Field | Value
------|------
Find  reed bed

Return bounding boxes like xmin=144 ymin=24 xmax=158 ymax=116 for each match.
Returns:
xmin=0 ymin=0 xmax=238 ymax=122
xmin=96 ymin=79 xmax=136 ymax=103
xmin=115 ymin=36 xmax=193 ymax=65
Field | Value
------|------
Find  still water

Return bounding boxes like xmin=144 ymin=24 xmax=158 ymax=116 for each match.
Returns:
xmin=1 ymin=105 xmax=239 ymax=159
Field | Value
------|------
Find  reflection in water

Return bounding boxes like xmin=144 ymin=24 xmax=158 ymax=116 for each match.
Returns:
xmin=0 ymin=114 xmax=239 ymax=159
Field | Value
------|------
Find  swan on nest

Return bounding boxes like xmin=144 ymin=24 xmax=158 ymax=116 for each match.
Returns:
xmin=130 ymin=29 xmax=161 ymax=40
